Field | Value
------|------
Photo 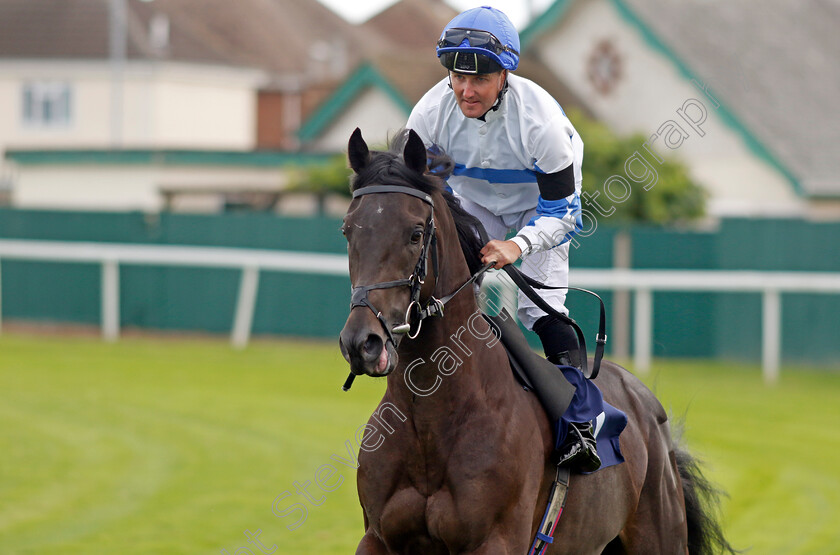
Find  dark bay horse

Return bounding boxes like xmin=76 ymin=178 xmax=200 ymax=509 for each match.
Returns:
xmin=339 ymin=128 xmax=733 ymax=554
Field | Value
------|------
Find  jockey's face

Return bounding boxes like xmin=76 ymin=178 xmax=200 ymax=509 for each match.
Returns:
xmin=449 ymin=70 xmax=506 ymax=118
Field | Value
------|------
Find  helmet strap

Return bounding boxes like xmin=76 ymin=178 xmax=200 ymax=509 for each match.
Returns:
xmin=487 ymin=70 xmax=509 ymax=115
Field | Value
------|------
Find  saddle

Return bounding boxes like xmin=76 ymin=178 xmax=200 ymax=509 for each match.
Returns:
xmin=484 ymin=308 xmax=572 ymax=425
xmin=484 ymin=308 xmax=627 ymax=470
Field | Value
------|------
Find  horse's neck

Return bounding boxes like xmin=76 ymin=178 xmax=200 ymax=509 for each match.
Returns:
xmin=390 ymin=201 xmax=511 ymax=419
xmin=391 ymin=292 xmax=509 ymax=417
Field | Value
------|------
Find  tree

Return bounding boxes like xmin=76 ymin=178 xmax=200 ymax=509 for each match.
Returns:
xmin=286 ymin=154 xmax=352 ymax=215
xmin=571 ymin=109 xmax=706 ymax=226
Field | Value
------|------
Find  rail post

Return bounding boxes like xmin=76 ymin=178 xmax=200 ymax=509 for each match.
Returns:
xmin=101 ymin=259 xmax=120 ymax=342
xmin=0 ymin=257 xmax=3 ymax=334
xmin=762 ymin=288 xmax=781 ymax=385
xmin=231 ymin=265 xmax=260 ymax=349
xmin=633 ymin=288 xmax=653 ymax=374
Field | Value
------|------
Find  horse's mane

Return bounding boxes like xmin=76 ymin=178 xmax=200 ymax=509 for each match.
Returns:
xmin=350 ymin=130 xmax=486 ymax=276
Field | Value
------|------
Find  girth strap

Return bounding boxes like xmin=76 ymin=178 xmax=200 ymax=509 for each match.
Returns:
xmin=529 ymin=466 xmax=571 ymax=555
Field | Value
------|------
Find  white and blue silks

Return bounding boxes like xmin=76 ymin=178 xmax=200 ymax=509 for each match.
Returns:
xmin=407 ymin=73 xmax=584 ymax=329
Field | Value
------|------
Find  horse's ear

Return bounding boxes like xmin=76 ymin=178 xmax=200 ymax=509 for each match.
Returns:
xmin=403 ymin=129 xmax=427 ymax=174
xmin=348 ymin=128 xmax=370 ymax=174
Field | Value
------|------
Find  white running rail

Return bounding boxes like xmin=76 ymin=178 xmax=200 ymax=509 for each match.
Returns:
xmin=1 ymin=239 xmax=839 ymax=384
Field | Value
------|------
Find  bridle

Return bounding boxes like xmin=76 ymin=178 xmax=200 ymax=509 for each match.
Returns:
xmin=342 ymin=184 xmax=492 ymax=391
xmin=348 ymin=185 xmax=439 ymax=344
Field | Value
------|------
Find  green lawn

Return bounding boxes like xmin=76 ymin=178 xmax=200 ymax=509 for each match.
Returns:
xmin=1 ymin=333 xmax=838 ymax=554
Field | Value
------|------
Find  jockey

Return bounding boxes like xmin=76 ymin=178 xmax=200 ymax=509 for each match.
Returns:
xmin=406 ymin=6 xmax=600 ymax=472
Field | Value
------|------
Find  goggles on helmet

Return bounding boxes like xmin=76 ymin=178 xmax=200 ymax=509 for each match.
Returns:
xmin=439 ymin=51 xmax=502 ymax=75
xmin=436 ymin=28 xmax=519 ymax=58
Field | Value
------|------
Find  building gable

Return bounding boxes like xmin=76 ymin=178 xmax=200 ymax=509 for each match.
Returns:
xmin=297 ymin=63 xmax=411 ymax=149
xmin=522 ymin=0 xmax=801 ymax=198
xmin=520 ymin=0 xmax=819 ymax=216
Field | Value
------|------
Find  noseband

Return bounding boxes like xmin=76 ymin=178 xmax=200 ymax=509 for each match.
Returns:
xmin=349 ymin=185 xmax=440 ymax=345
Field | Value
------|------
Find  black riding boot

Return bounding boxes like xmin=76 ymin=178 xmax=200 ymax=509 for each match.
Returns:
xmin=533 ymin=314 xmax=581 ymax=368
xmin=555 ymin=420 xmax=601 ymax=472
xmin=533 ymin=315 xmax=601 ymax=472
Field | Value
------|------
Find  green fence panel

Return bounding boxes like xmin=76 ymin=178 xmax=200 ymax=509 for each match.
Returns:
xmin=119 ymin=266 xmax=241 ymax=332
xmin=628 ymin=227 xmax=718 ymax=359
xmin=155 ymin=212 xmax=347 ymax=253
xmin=0 ymin=208 xmax=151 ymax=243
xmin=717 ymin=218 xmax=840 ymax=272
xmin=714 ymin=219 xmax=840 ymax=366
xmin=0 ymin=208 xmax=347 ymax=253
xmin=781 ymin=294 xmax=840 ymax=365
xmin=1 ymin=260 xmax=101 ymax=324
xmin=1 ymin=210 xmax=839 ymax=365
xmin=253 ymin=273 xmax=350 ymax=338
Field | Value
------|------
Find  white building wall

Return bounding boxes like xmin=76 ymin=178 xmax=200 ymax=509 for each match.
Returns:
xmin=0 ymin=73 xmax=22 ymax=151
xmin=147 ymin=63 xmax=259 ymax=149
xmin=13 ymin=166 xmax=162 ymax=211
xmin=533 ymin=0 xmax=803 ymax=217
xmin=0 ymin=60 xmax=262 ymax=151
xmin=12 ymin=164 xmax=288 ymax=212
xmin=311 ymin=87 xmax=409 ymax=152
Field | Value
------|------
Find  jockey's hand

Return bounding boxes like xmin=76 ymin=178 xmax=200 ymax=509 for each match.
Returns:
xmin=480 ymin=239 xmax=522 ymax=268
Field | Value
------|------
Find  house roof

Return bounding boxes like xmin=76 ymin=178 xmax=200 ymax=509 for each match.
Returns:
xmin=360 ymin=0 xmax=455 ymax=51
xmin=356 ymin=0 xmax=457 ymax=104
xmin=0 ymin=0 xmax=369 ymax=77
xmin=522 ymin=0 xmax=840 ymax=198
xmin=294 ymin=0 xmax=457 ymax=145
xmin=622 ymin=0 xmax=839 ymax=198
xmin=0 ymin=0 xmax=592 ymax=152
xmin=296 ymin=0 xmax=592 ymax=145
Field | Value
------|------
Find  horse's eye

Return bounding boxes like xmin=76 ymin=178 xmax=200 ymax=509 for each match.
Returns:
xmin=339 ymin=224 xmax=347 ymax=237
xmin=411 ymin=229 xmax=424 ymax=244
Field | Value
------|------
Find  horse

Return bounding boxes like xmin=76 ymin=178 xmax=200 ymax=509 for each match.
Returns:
xmin=338 ymin=128 xmax=733 ymax=554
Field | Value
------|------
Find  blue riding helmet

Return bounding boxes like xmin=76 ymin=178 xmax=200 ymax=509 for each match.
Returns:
xmin=436 ymin=6 xmax=520 ymax=74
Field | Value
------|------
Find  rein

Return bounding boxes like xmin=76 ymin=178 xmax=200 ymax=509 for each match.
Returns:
xmin=472 ymin=226 xmax=607 ymax=380
xmin=501 ymin=265 xmax=607 ymax=380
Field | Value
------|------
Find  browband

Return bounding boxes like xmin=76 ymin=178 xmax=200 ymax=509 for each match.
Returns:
xmin=353 ymin=185 xmax=434 ymax=207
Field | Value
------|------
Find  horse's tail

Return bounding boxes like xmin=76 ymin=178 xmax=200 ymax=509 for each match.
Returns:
xmin=673 ymin=429 xmax=739 ymax=554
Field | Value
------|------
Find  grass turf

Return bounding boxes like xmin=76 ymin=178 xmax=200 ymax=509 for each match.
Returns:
xmin=1 ymin=332 xmax=838 ymax=554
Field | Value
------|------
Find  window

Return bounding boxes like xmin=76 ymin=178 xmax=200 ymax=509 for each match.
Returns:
xmin=22 ymin=82 xmax=73 ymax=127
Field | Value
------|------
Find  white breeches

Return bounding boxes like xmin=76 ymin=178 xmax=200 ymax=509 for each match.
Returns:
xmin=456 ymin=195 xmax=570 ymax=330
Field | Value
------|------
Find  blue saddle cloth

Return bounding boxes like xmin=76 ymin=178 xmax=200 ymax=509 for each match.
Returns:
xmin=556 ymin=366 xmax=628 ymax=472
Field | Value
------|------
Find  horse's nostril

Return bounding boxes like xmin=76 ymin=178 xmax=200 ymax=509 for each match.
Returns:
xmin=362 ymin=334 xmax=383 ymax=359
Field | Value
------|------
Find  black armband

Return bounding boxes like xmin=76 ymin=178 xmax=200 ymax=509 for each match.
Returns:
xmin=536 ymin=164 xmax=575 ymax=201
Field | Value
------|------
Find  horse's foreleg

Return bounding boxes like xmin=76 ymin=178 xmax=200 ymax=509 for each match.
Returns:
xmin=356 ymin=531 xmax=389 ymax=555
